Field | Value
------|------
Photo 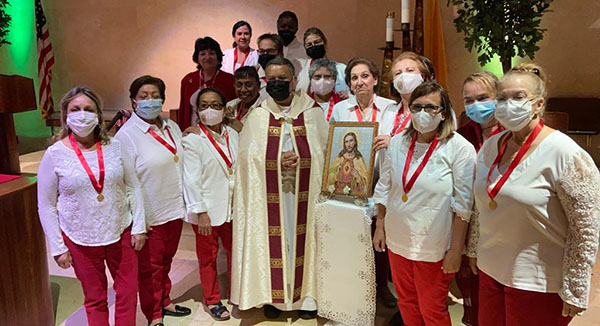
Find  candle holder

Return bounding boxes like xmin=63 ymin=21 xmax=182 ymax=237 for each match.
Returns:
xmin=400 ymin=22 xmax=411 ymax=52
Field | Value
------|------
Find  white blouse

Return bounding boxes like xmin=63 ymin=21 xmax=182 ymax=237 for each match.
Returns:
xmin=381 ymin=102 xmax=411 ymax=136
xmin=115 ymin=114 xmax=186 ymax=227
xmin=295 ymin=58 xmax=349 ymax=94
xmin=221 ymin=48 xmax=259 ymax=75
xmin=37 ymin=139 xmax=146 ymax=256
xmin=373 ymin=131 xmax=476 ymax=262
xmin=329 ymin=95 xmax=396 ymax=131
xmin=182 ymin=126 xmax=238 ymax=226
xmin=469 ymin=130 xmax=600 ymax=309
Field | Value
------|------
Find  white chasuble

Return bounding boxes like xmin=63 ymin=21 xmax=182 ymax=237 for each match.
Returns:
xmin=231 ymin=91 xmax=329 ymax=311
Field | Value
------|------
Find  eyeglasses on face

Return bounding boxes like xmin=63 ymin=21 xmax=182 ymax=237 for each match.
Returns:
xmin=409 ymin=103 xmax=443 ymax=114
xmin=198 ymin=103 xmax=224 ymax=110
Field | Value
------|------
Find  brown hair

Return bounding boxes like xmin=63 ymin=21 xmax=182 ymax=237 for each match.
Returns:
xmin=462 ymin=71 xmax=499 ymax=96
xmin=345 ymin=57 xmax=380 ymax=93
xmin=53 ymin=86 xmax=109 ymax=145
xmin=404 ymin=81 xmax=455 ymax=141
xmin=129 ymin=75 xmax=166 ymax=102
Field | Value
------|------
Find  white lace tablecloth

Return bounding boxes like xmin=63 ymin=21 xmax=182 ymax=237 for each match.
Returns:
xmin=315 ymin=198 xmax=376 ymax=326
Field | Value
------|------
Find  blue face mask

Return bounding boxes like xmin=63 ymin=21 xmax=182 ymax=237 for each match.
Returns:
xmin=465 ymin=100 xmax=496 ymax=124
xmin=136 ymin=99 xmax=163 ymax=120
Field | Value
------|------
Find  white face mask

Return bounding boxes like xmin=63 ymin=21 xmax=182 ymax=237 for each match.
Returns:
xmin=411 ymin=111 xmax=442 ymax=133
xmin=393 ymin=72 xmax=424 ymax=95
xmin=310 ymin=78 xmax=335 ymax=96
xmin=198 ymin=108 xmax=224 ymax=126
xmin=135 ymin=99 xmax=163 ymax=120
xmin=494 ymin=99 xmax=536 ymax=131
xmin=66 ymin=111 xmax=99 ymax=137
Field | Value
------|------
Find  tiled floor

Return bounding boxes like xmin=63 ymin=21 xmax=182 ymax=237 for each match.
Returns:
xmin=21 ymin=150 xmax=600 ymax=326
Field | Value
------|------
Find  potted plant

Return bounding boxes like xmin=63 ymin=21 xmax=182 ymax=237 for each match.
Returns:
xmin=448 ymin=0 xmax=553 ymax=73
xmin=0 ymin=0 xmax=10 ymax=48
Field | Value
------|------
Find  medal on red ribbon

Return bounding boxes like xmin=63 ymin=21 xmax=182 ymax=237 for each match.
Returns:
xmin=69 ymin=134 xmax=105 ymax=202
xmin=148 ymin=126 xmax=179 ymax=162
xmin=401 ymin=132 xmax=440 ymax=202
xmin=199 ymin=124 xmax=234 ymax=175
xmin=199 ymin=69 xmax=220 ymax=90
xmin=486 ymin=121 xmax=543 ymax=210
xmin=354 ymin=103 xmax=378 ymax=122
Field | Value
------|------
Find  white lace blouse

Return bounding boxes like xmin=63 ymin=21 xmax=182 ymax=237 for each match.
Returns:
xmin=37 ymin=139 xmax=146 ymax=256
xmin=468 ymin=130 xmax=600 ymax=309
xmin=373 ymin=131 xmax=477 ymax=262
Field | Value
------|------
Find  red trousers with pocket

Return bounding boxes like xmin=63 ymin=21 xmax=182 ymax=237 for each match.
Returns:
xmin=192 ymin=222 xmax=233 ymax=305
xmin=137 ymin=218 xmax=183 ymax=321
xmin=478 ymin=270 xmax=572 ymax=326
xmin=388 ymin=250 xmax=454 ymax=326
xmin=63 ymin=228 xmax=138 ymax=326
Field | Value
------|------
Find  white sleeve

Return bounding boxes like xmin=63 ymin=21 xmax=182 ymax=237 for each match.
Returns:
xmin=37 ymin=150 xmax=68 ymax=256
xmin=450 ymin=140 xmax=477 ymax=222
xmin=373 ymin=145 xmax=393 ymax=206
xmin=182 ymin=135 xmax=208 ymax=221
xmin=119 ymin=139 xmax=146 ymax=235
xmin=556 ymin=150 xmax=600 ymax=309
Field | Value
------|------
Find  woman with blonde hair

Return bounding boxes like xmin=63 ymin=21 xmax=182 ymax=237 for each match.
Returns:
xmin=38 ymin=86 xmax=146 ymax=326
xmin=470 ymin=63 xmax=600 ymax=325
xmin=373 ymin=81 xmax=476 ymax=326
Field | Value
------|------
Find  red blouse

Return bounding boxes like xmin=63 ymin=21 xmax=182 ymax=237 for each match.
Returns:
xmin=178 ymin=69 xmax=237 ymax=130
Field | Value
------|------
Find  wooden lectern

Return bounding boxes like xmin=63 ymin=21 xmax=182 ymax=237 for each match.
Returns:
xmin=0 ymin=74 xmax=54 ymax=326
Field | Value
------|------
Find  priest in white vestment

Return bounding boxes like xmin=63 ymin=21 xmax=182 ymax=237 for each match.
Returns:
xmin=231 ymin=57 xmax=328 ymax=319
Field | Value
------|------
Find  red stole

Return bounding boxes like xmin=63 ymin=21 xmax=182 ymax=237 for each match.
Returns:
xmin=265 ymin=112 xmax=312 ymax=303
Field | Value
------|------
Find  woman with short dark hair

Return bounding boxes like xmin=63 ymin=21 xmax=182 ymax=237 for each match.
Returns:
xmin=373 ymin=82 xmax=476 ymax=326
xmin=178 ymin=36 xmax=236 ymax=130
xmin=117 ymin=75 xmax=191 ymax=326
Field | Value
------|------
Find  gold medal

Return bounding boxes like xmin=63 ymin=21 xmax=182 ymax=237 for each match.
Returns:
xmin=402 ymin=194 xmax=408 ymax=202
xmin=174 ymin=155 xmax=179 ymax=163
xmin=97 ymin=193 xmax=104 ymax=202
xmin=489 ymin=200 xmax=497 ymax=210
xmin=228 ymin=168 xmax=233 ymax=175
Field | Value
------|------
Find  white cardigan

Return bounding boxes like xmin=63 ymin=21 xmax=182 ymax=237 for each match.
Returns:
xmin=182 ymin=125 xmax=238 ymax=226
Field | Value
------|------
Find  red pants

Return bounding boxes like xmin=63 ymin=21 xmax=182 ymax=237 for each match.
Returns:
xmin=138 ymin=218 xmax=183 ymax=321
xmin=63 ymin=228 xmax=138 ymax=326
xmin=192 ymin=222 xmax=233 ymax=304
xmin=479 ymin=271 xmax=572 ymax=326
xmin=455 ymin=255 xmax=479 ymax=326
xmin=388 ymin=250 xmax=454 ymax=326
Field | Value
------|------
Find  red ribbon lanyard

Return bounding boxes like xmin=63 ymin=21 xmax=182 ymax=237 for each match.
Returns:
xmin=200 ymin=69 xmax=219 ymax=90
xmin=236 ymin=102 xmax=250 ymax=121
xmin=354 ymin=103 xmax=378 ymax=122
xmin=489 ymin=123 xmax=505 ymax=137
xmin=199 ymin=124 xmax=234 ymax=174
xmin=69 ymin=134 xmax=105 ymax=201
xmin=148 ymin=126 xmax=179 ymax=162
xmin=233 ymin=48 xmax=250 ymax=72
xmin=401 ymin=132 xmax=440 ymax=202
xmin=392 ymin=104 xmax=411 ymax=136
xmin=326 ymin=96 xmax=336 ymax=122
xmin=486 ymin=121 xmax=543 ymax=209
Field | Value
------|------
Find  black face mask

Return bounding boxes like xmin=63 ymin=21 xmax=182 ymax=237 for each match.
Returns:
xmin=266 ymin=80 xmax=291 ymax=101
xmin=305 ymin=44 xmax=326 ymax=60
xmin=278 ymin=30 xmax=296 ymax=46
xmin=258 ymin=54 xmax=277 ymax=70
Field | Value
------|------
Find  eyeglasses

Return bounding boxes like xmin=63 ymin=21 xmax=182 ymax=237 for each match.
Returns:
xmin=258 ymin=49 xmax=278 ymax=55
xmin=409 ymin=104 xmax=443 ymax=114
xmin=198 ymin=103 xmax=224 ymax=110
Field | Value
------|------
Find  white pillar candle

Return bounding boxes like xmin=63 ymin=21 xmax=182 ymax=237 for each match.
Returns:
xmin=386 ymin=15 xmax=394 ymax=42
xmin=402 ymin=0 xmax=410 ymax=23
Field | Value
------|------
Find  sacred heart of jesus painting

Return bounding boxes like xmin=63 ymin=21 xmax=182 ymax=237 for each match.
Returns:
xmin=322 ymin=121 xmax=378 ymax=198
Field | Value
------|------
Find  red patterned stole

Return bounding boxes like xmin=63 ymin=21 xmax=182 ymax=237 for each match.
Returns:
xmin=265 ymin=112 xmax=312 ymax=303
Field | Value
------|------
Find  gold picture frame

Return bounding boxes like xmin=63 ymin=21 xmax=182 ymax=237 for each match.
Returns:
xmin=321 ymin=121 xmax=379 ymax=198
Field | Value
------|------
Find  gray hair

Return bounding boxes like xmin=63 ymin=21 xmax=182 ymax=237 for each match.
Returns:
xmin=308 ymin=58 xmax=337 ymax=81
xmin=265 ymin=56 xmax=295 ymax=76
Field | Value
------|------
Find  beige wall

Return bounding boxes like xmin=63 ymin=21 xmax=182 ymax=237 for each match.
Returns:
xmin=45 ymin=0 xmax=600 ymax=113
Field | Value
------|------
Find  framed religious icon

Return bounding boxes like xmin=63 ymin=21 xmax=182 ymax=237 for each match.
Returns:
xmin=322 ymin=122 xmax=379 ymax=198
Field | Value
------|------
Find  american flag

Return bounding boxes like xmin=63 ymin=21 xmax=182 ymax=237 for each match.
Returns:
xmin=35 ymin=0 xmax=55 ymax=119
